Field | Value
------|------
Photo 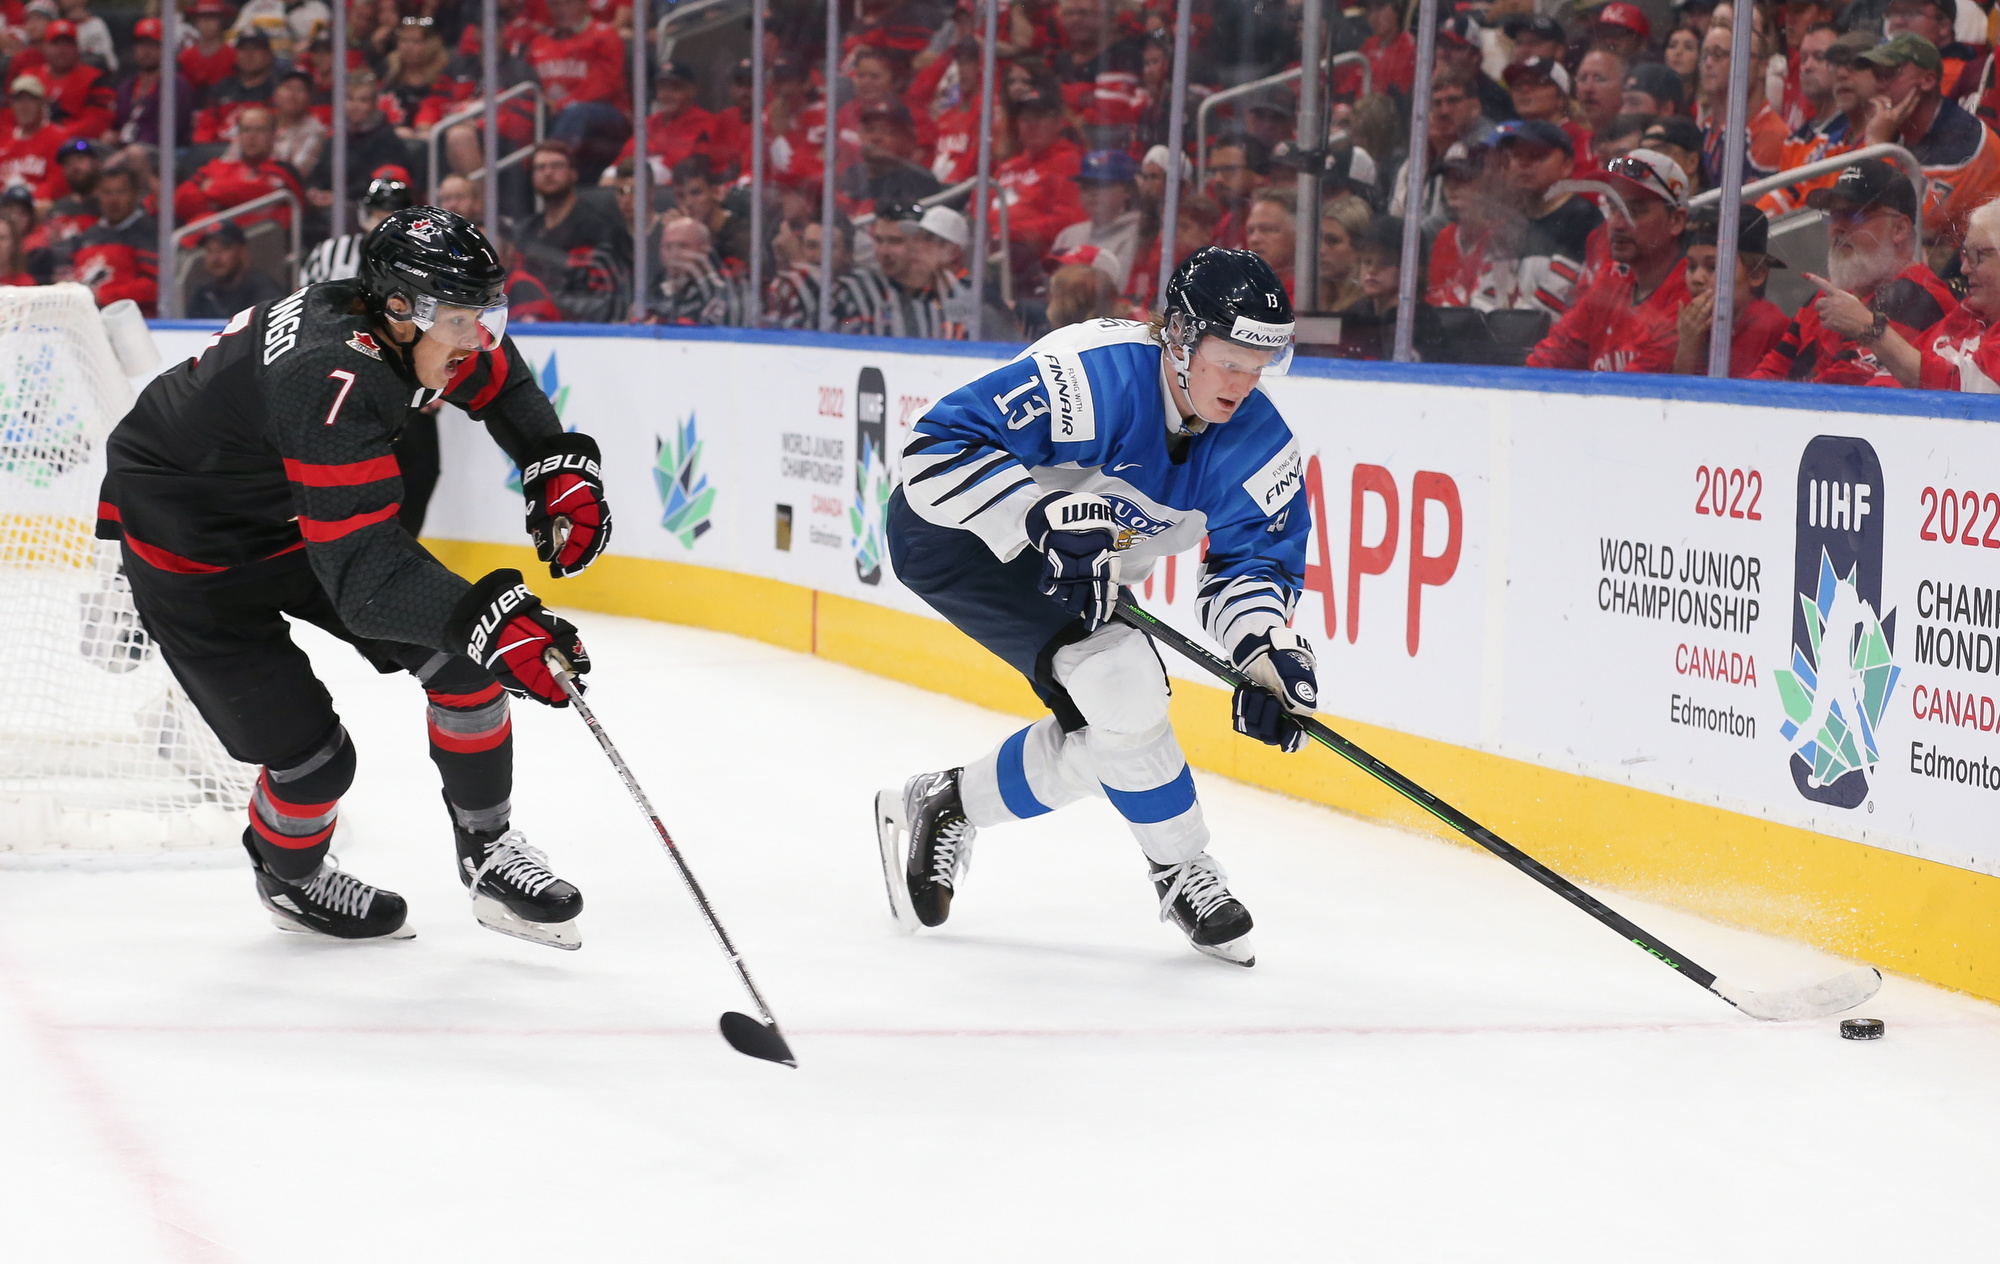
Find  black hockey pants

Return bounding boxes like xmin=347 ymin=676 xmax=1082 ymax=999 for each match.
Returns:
xmin=123 ymin=549 xmax=513 ymax=878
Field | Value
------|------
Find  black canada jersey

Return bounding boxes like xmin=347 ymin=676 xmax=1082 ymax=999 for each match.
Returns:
xmin=97 ymin=281 xmax=563 ymax=649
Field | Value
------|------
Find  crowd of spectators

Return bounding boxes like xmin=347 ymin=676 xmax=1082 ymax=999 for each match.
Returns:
xmin=3 ymin=0 xmax=2000 ymax=393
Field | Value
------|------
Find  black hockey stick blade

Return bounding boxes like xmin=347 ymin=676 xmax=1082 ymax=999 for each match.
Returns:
xmin=720 ymin=1012 xmax=797 ymax=1067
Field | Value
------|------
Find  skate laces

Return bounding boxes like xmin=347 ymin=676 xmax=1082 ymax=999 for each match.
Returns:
xmin=1156 ymin=854 xmax=1233 ymax=924
xmin=296 ymin=857 xmax=375 ymax=920
xmin=930 ymin=816 xmax=974 ymax=889
xmin=467 ymin=829 xmax=559 ymax=900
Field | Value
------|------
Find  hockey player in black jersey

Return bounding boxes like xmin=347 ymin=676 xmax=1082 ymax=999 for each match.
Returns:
xmin=96 ymin=207 xmax=613 ymax=948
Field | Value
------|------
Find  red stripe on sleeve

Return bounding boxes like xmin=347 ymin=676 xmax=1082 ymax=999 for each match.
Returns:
xmin=466 ymin=341 xmax=509 ymax=413
xmin=283 ymin=455 xmax=402 ymax=487
xmin=298 ymin=503 xmax=402 ymax=542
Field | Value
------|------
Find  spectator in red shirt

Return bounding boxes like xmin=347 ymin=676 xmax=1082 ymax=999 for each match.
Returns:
xmin=1503 ymin=57 xmax=1595 ymax=178
xmin=174 ymin=105 xmax=304 ymax=228
xmin=993 ymin=89 xmax=1083 ymax=259
xmin=1849 ymin=198 xmax=2000 ymax=390
xmin=1673 ymin=203 xmax=1792 ymax=375
xmin=178 ymin=0 xmax=239 ymax=100
xmin=70 ymin=164 xmax=154 ymax=313
xmin=1592 ymin=4 xmax=1651 ymax=65
xmin=1051 ymin=0 xmax=1144 ymax=128
xmin=530 ymin=0 xmax=630 ymax=180
xmin=1206 ymin=134 xmax=1271 ymax=250
xmin=29 ymin=19 xmax=112 ymax=142
xmin=1751 ymin=158 xmax=1957 ymax=383
xmin=1342 ymin=0 xmax=1415 ymax=100
xmin=1528 ymin=149 xmax=1693 ymax=373
xmin=927 ymin=39 xmax=984 ymax=185
xmin=43 ymin=135 xmax=98 ymax=246
xmin=0 ymin=75 xmax=70 ymax=204
xmin=709 ymin=59 xmax=755 ymax=180
xmin=190 ymin=28 xmax=277 ymax=146
xmin=617 ymin=58 xmax=722 ymax=189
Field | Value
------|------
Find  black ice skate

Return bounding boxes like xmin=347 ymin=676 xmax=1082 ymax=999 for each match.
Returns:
xmin=1151 ymin=853 xmax=1255 ymax=966
xmin=244 ymin=830 xmax=413 ymax=940
xmin=874 ymin=768 xmax=976 ymax=931
xmin=456 ymin=820 xmax=584 ymax=951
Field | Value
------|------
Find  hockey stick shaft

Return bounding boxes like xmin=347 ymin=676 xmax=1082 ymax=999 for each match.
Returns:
xmin=546 ymin=654 xmax=785 ymax=1029
xmin=1113 ymin=593 xmax=1728 ymax=997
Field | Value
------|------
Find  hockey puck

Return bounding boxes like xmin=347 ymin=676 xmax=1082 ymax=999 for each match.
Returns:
xmin=1840 ymin=1018 xmax=1885 ymax=1040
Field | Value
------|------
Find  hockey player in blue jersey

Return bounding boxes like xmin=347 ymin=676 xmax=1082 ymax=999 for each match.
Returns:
xmin=873 ymin=248 xmax=1317 ymax=966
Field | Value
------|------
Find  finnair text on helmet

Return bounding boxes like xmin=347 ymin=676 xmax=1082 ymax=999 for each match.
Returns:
xmin=1229 ymin=315 xmax=1295 ymax=348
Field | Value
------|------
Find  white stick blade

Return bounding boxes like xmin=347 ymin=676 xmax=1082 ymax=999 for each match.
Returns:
xmin=1715 ymin=967 xmax=1883 ymax=1021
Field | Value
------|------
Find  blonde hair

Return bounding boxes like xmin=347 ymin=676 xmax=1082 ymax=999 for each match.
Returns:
xmin=1048 ymin=264 xmax=1125 ymax=329
xmin=1320 ymin=192 xmax=1370 ymax=238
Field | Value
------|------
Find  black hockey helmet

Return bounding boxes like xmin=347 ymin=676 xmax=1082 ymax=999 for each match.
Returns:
xmin=360 ymin=176 xmax=412 ymax=215
xmin=359 ymin=206 xmax=508 ymax=349
xmin=1160 ymin=246 xmax=1296 ymax=376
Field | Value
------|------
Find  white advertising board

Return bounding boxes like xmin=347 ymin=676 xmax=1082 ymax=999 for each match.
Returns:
xmin=144 ymin=325 xmax=2000 ymax=877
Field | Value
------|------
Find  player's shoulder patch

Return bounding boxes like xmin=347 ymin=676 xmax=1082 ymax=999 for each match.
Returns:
xmin=345 ymin=330 xmax=383 ymax=360
xmin=1241 ymin=438 xmax=1304 ymax=517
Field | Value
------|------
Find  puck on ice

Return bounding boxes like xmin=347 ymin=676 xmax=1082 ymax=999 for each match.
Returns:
xmin=1840 ymin=1018 xmax=1885 ymax=1040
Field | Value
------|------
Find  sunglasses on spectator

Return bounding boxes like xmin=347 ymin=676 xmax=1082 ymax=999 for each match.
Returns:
xmin=400 ymin=15 xmax=435 ymax=27
xmin=1605 ymin=156 xmax=1680 ymax=205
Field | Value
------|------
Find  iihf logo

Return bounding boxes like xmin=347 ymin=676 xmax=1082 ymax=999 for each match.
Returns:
xmin=1774 ymin=436 xmax=1900 ymax=808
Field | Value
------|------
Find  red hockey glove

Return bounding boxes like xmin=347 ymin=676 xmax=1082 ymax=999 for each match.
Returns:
xmin=522 ymin=432 xmax=612 ymax=579
xmin=449 ymin=569 xmax=591 ymax=707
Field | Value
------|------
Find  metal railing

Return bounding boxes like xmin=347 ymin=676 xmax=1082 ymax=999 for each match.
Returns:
xmin=1196 ymin=53 xmax=1368 ymax=186
xmin=172 ymin=188 xmax=304 ymax=273
xmin=1688 ymin=142 xmax=1929 ymax=255
xmin=425 ymin=82 xmax=545 ymax=194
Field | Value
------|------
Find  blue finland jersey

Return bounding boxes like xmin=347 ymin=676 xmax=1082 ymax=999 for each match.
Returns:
xmin=900 ymin=318 xmax=1307 ymax=656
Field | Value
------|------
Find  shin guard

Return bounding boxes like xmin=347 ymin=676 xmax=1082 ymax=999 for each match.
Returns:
xmin=248 ymin=724 xmax=356 ymax=880
xmin=423 ymin=659 xmax=514 ymax=836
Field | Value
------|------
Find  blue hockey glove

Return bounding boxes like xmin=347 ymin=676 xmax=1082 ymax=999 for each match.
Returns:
xmin=1024 ymin=490 xmax=1122 ymax=631
xmin=1231 ymin=627 xmax=1316 ymax=753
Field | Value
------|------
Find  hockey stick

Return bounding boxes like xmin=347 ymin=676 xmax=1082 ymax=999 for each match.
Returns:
xmin=545 ymin=650 xmax=798 ymax=1067
xmin=1113 ymin=592 xmax=1882 ymax=1022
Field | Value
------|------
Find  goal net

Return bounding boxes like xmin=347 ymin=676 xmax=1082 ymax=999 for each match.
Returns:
xmin=0 ymin=285 xmax=253 ymax=860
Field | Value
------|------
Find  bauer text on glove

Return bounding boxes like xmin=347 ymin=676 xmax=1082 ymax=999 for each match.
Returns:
xmin=449 ymin=568 xmax=591 ymax=707
xmin=521 ymin=432 xmax=612 ymax=578
xmin=1023 ymin=489 xmax=1121 ymax=631
xmin=1231 ymin=627 xmax=1316 ymax=753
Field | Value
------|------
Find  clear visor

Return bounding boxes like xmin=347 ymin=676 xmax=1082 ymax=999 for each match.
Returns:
xmin=1195 ymin=335 xmax=1293 ymax=378
xmin=411 ymin=292 xmax=508 ymax=351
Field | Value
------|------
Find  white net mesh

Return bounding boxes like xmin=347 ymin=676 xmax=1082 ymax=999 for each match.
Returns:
xmin=0 ymin=284 xmax=253 ymax=860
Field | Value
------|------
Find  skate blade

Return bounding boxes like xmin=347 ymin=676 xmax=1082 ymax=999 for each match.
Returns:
xmin=1193 ymin=935 xmax=1255 ymax=968
xmin=472 ymin=894 xmax=581 ymax=950
xmin=268 ymin=911 xmax=417 ymax=941
xmin=873 ymin=788 xmax=921 ymax=934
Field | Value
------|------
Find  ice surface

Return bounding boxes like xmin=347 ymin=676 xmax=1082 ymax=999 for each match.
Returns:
xmin=3 ymin=612 xmax=1998 ymax=1262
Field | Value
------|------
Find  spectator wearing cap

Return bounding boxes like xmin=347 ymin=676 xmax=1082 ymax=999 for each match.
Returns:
xmin=617 ymin=59 xmax=723 ymax=189
xmin=765 ymin=213 xmax=863 ymax=331
xmin=1850 ymin=197 xmax=2000 ymax=389
xmin=185 ymin=220 xmax=283 ymax=318
xmin=1640 ymin=115 xmax=1706 ymax=191
xmin=1504 ymin=57 xmax=1595 ymax=177
xmin=7 ymin=0 xmax=56 ymax=77
xmin=839 ymin=97 xmax=944 ymax=219
xmin=70 ymin=164 xmax=154 ymax=313
xmin=226 ymin=0 xmax=310 ymax=61
xmin=529 ymin=0 xmax=631 ymax=182
xmin=669 ymin=153 xmax=751 ymax=271
xmin=113 ymin=18 xmax=195 ymax=150
xmin=994 ymin=90 xmax=1085 ymax=260
xmin=1593 ymin=4 xmax=1651 ymax=64
xmin=174 ymin=105 xmax=303 ymax=229
xmin=1051 ymin=0 xmax=1146 ymax=129
xmin=1049 ymin=149 xmax=1143 ymax=283
xmin=1575 ymin=47 xmax=1629 ymax=139
xmin=1752 ymin=157 xmax=1958 ymax=382
xmin=844 ymin=202 xmax=960 ymax=339
xmin=1593 ymin=112 xmax=1655 ymax=168
xmin=44 ymin=136 xmax=98 ymax=245
xmin=1697 ymin=18 xmax=1787 ymax=185
xmin=1528 ymin=148 xmax=1693 ymax=372
xmin=25 ymin=17 xmax=112 ymax=144
xmin=0 ymin=185 xmax=45 ymax=270
xmin=1672 ymin=203 xmax=1792 ymax=374
xmin=1676 ymin=0 xmax=1720 ymax=37
xmin=1436 ymin=12 xmax=1518 ymax=125
xmin=180 ymin=0 xmax=240 ymax=98
xmin=838 ymin=46 xmax=936 ymax=158
xmin=0 ymin=76 xmax=69 ymax=205
xmin=1497 ymin=119 xmax=1602 ymax=316
xmin=190 ymin=28 xmax=278 ymax=147
xmin=920 ymin=205 xmax=1018 ymax=340
xmin=1854 ymin=33 xmax=2000 ymax=262
xmin=54 ymin=0 xmax=114 ymax=74
xmin=1427 ymin=149 xmax=1522 ymax=310
xmin=1624 ymin=64 xmax=1686 ymax=117
xmin=1504 ymin=16 xmax=1570 ymax=67
xmin=1884 ymin=0 xmax=1984 ymax=100
xmin=646 ymin=215 xmax=753 ymax=327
